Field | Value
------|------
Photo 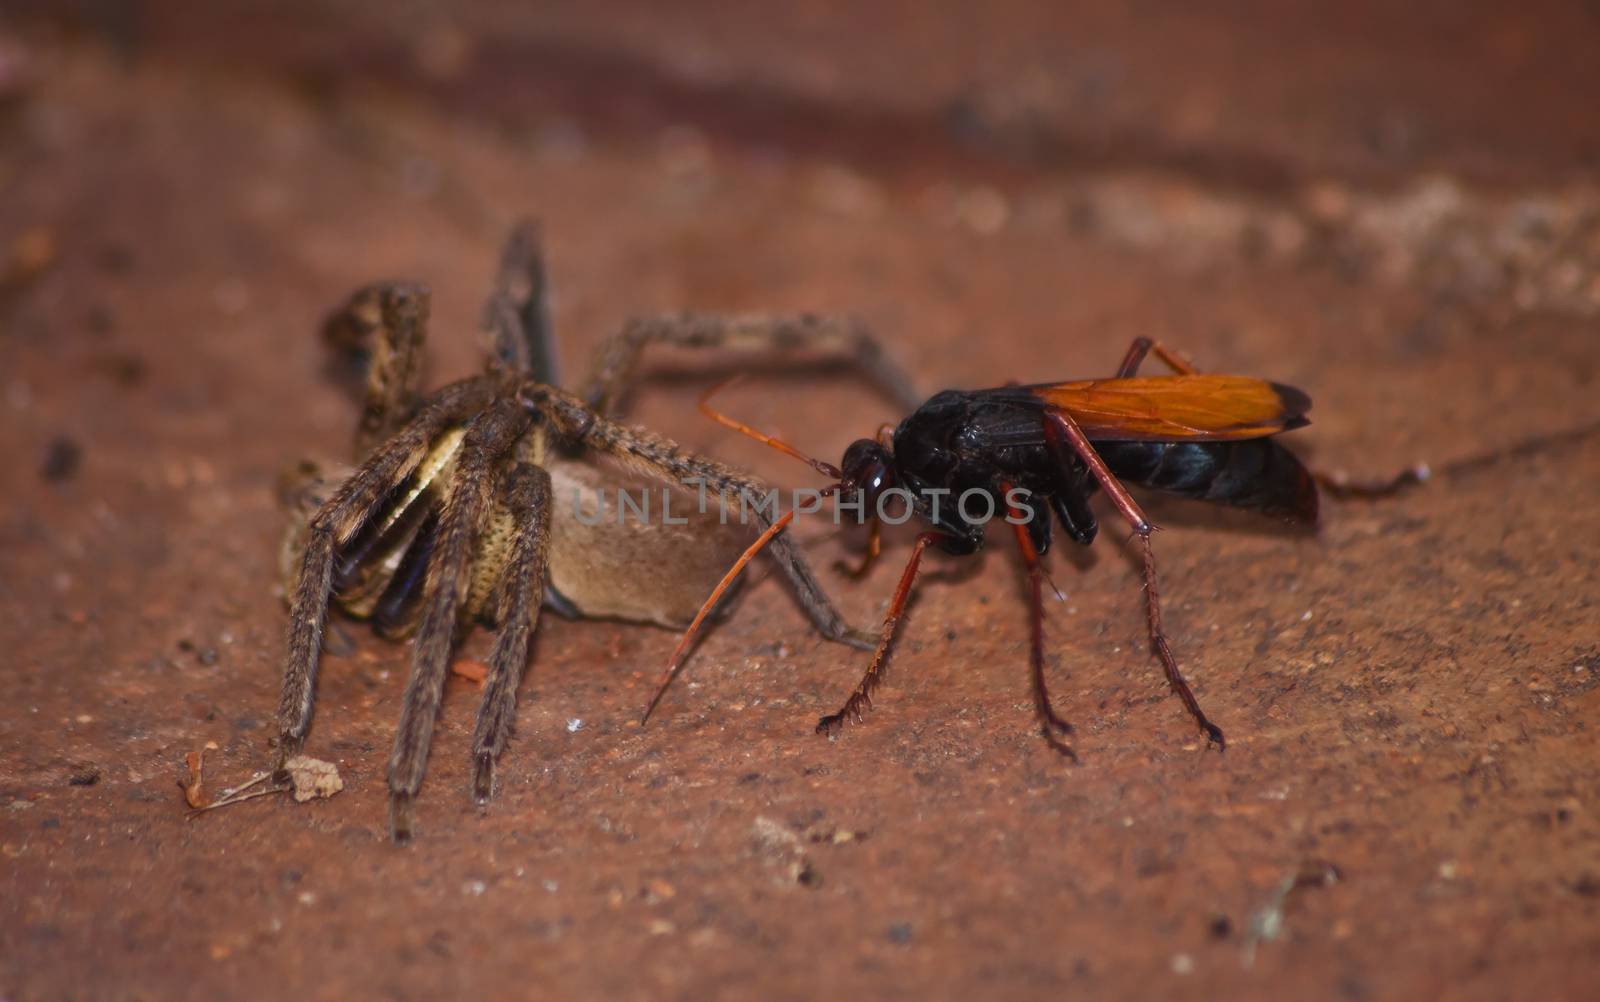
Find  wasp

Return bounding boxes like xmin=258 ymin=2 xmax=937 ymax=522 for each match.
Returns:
xmin=646 ymin=338 xmax=1366 ymax=755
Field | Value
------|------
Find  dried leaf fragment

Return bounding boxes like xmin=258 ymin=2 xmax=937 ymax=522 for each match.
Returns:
xmin=450 ymin=659 xmax=489 ymax=686
xmin=188 ymin=755 xmax=344 ymax=817
xmin=179 ymin=741 xmax=221 ymax=808
xmin=283 ymin=755 xmax=343 ymax=802
xmin=181 ymin=750 xmax=209 ymax=809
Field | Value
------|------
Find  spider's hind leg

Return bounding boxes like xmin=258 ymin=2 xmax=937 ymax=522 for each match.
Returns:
xmin=482 ymin=220 xmax=559 ymax=384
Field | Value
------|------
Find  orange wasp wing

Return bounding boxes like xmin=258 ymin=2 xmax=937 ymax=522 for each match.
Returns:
xmin=1023 ymin=375 xmax=1311 ymax=442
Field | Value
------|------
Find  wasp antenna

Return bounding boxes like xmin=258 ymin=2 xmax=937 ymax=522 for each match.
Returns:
xmin=699 ymin=378 xmax=843 ymax=479
xmin=641 ymin=510 xmax=799 ymax=725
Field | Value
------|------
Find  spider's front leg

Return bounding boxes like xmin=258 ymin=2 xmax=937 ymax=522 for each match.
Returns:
xmin=387 ymin=398 xmax=531 ymax=841
xmin=580 ymin=313 xmax=923 ymax=418
xmin=279 ymin=284 xmax=443 ymax=626
xmin=276 ymin=378 xmax=495 ymax=775
xmin=469 ymin=461 xmax=553 ymax=804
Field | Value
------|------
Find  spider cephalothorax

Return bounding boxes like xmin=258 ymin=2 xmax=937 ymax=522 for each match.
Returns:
xmin=273 ymin=221 xmax=920 ymax=841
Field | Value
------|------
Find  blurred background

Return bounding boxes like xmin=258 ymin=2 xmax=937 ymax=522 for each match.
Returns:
xmin=3 ymin=3 xmax=1598 ymax=1000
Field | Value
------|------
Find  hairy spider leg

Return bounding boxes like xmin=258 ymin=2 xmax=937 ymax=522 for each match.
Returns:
xmin=482 ymin=220 xmax=558 ymax=384
xmin=388 ymin=399 xmax=532 ymax=842
xmin=580 ymin=313 xmax=923 ymax=418
xmin=468 ymin=462 xmax=553 ymax=804
xmin=276 ymin=377 xmax=496 ymax=776
xmin=321 ymin=281 xmax=431 ymax=457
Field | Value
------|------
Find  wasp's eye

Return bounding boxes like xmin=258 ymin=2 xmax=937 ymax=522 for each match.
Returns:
xmin=840 ymin=439 xmax=895 ymax=514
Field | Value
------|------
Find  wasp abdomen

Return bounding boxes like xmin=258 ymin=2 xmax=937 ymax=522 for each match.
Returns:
xmin=1097 ymin=439 xmax=1318 ymax=524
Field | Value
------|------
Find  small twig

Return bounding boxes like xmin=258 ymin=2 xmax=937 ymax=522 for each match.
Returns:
xmin=215 ymin=770 xmax=272 ymax=800
xmin=187 ymin=782 xmax=286 ymax=816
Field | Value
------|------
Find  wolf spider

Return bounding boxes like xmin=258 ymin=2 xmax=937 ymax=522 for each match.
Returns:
xmin=273 ymin=221 xmax=919 ymax=841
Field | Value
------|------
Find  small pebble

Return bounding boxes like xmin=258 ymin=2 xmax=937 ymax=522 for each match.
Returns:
xmin=40 ymin=437 xmax=82 ymax=482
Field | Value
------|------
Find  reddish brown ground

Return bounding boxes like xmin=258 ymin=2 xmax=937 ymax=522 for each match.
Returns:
xmin=2 ymin=4 xmax=1598 ymax=1000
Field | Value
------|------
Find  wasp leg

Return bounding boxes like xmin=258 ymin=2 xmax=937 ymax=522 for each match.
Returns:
xmin=816 ymin=532 xmax=945 ymax=735
xmin=1002 ymin=486 xmax=1076 ymax=758
xmin=1115 ymin=336 xmax=1200 ymax=378
xmin=1042 ymin=409 xmax=1226 ymax=749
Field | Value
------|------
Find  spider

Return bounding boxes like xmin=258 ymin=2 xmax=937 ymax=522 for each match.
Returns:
xmin=272 ymin=221 xmax=921 ymax=841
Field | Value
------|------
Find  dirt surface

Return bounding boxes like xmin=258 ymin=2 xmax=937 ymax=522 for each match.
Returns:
xmin=3 ymin=4 xmax=1599 ymax=1000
